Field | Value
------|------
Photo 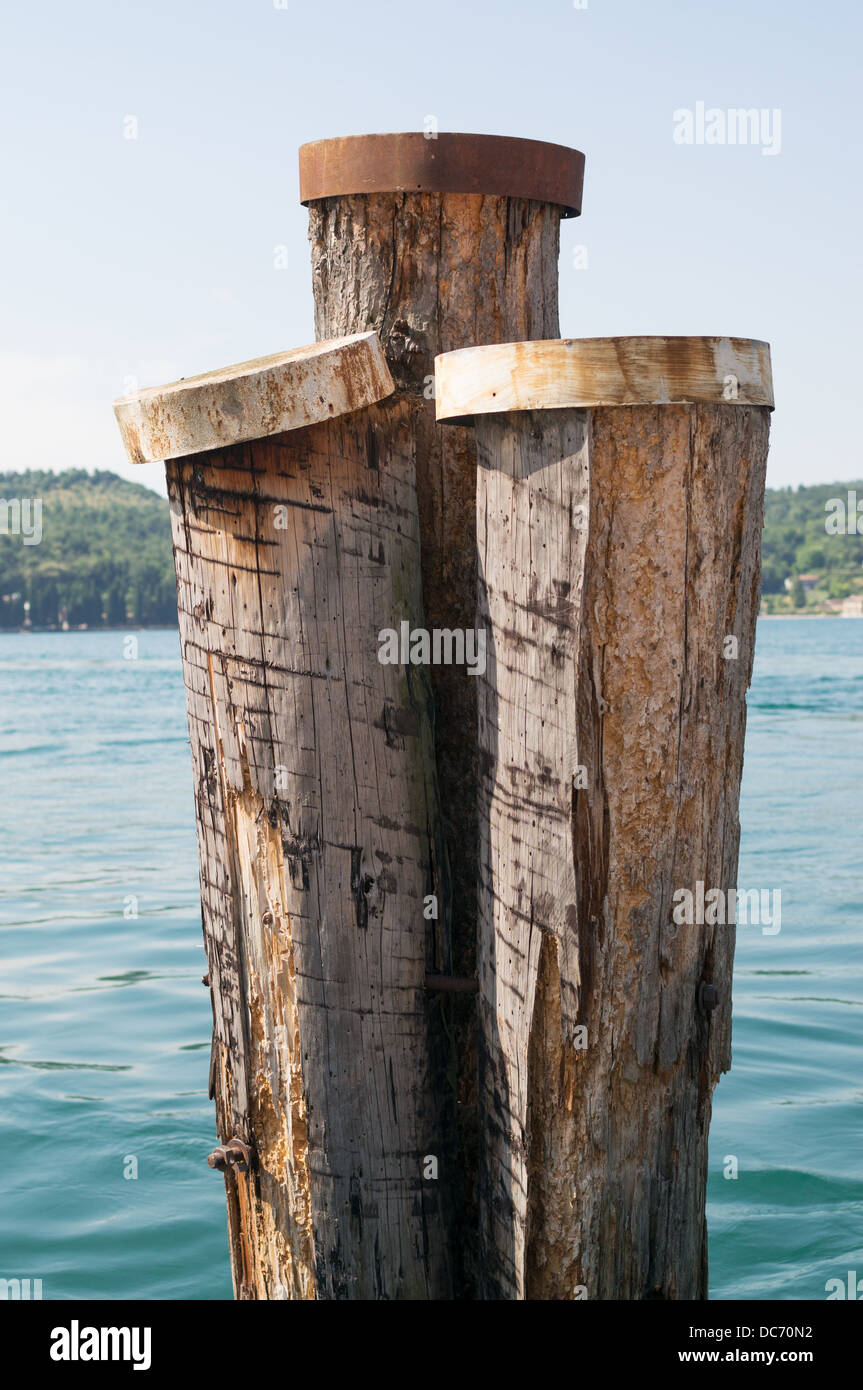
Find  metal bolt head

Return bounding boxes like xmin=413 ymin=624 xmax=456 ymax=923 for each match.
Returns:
xmin=698 ymin=981 xmax=719 ymax=1014
xmin=207 ymin=1136 xmax=253 ymax=1174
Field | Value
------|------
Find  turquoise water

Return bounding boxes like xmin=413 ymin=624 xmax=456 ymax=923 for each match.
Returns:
xmin=0 ymin=630 xmax=232 ymax=1300
xmin=0 ymin=620 xmax=860 ymax=1301
xmin=707 ymin=618 xmax=863 ymax=1300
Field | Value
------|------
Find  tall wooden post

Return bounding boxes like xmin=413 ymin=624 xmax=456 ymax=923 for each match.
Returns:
xmin=301 ymin=135 xmax=584 ymax=1287
xmin=115 ymin=333 xmax=458 ymax=1299
xmin=435 ymin=336 xmax=774 ymax=1299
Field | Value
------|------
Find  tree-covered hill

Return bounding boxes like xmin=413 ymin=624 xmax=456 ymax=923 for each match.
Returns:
xmin=0 ymin=469 xmax=176 ymax=628
xmin=1 ymin=470 xmax=862 ymax=629
xmin=760 ymin=480 xmax=863 ymax=609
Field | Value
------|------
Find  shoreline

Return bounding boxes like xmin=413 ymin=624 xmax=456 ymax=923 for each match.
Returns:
xmin=3 ymin=613 xmax=863 ymax=632
xmin=1 ymin=616 xmax=861 ymax=637
xmin=0 ymin=624 xmax=179 ymax=635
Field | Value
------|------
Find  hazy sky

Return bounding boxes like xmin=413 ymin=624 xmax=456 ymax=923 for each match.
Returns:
xmin=2 ymin=0 xmax=860 ymax=495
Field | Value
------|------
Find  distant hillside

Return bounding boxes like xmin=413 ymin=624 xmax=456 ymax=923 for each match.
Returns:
xmin=761 ymin=480 xmax=863 ymax=612
xmin=1 ymin=469 xmax=861 ymax=629
xmin=0 ymin=469 xmax=175 ymax=629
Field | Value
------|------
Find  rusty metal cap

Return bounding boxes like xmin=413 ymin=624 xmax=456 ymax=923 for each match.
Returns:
xmin=299 ymin=132 xmax=585 ymax=218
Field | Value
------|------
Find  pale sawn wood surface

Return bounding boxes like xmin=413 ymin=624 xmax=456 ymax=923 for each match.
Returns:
xmin=435 ymin=336 xmax=774 ymax=423
xmin=114 ymin=332 xmax=393 ymax=464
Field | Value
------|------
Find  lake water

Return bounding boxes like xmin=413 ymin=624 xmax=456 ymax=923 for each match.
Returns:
xmin=1 ymin=620 xmax=860 ymax=1301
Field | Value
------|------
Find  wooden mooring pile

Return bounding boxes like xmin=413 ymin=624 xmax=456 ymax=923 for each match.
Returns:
xmin=114 ymin=132 xmax=773 ymax=1300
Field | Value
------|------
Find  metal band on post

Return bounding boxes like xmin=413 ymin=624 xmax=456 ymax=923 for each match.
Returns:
xmin=300 ymin=132 xmax=585 ymax=216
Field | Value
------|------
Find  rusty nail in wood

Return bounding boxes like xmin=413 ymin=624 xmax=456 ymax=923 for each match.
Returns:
xmin=698 ymin=981 xmax=719 ymax=1014
xmin=424 ymin=972 xmax=478 ymax=994
xmin=207 ymin=1136 xmax=253 ymax=1173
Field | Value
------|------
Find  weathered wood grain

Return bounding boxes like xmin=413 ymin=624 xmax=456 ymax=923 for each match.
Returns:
xmin=453 ymin=342 xmax=771 ymax=1298
xmin=474 ymin=411 xmax=590 ymax=1297
xmin=307 ymin=189 xmax=565 ymax=1291
xmin=156 ymin=365 xmax=455 ymax=1296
